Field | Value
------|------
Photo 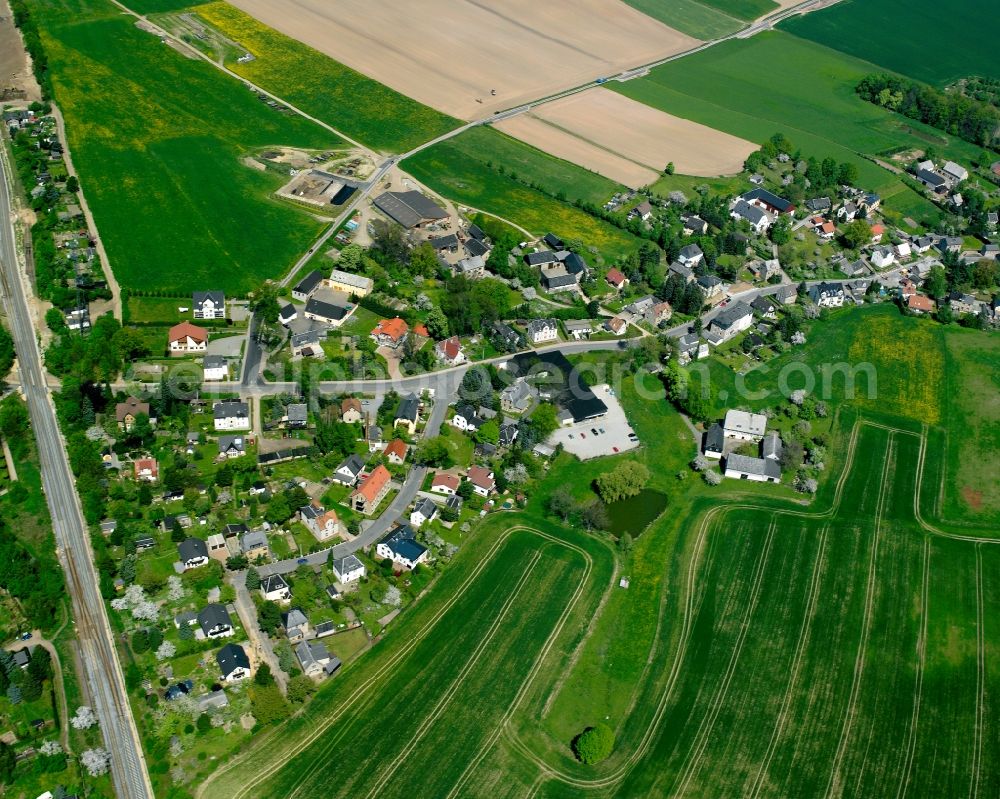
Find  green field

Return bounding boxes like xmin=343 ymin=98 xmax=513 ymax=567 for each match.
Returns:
xmin=189 ymin=1 xmax=460 ymax=153
xmin=197 ymin=402 xmax=998 ymax=798
xmin=611 ymin=31 xmax=982 ymax=217
xmin=622 ymin=0 xmax=743 ymax=39
xmin=123 ymin=0 xmax=195 ymax=11
xmin=404 ymin=128 xmax=640 ymax=263
xmin=780 ymin=0 xmax=1000 ymax=86
xmin=697 ymin=0 xmax=777 ymax=20
xmin=30 ymin=0 xmax=339 ymax=294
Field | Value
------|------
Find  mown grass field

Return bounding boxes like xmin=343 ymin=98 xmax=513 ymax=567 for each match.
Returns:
xmin=697 ymin=0 xmax=777 ymax=20
xmin=187 ymin=1 xmax=461 ymax=153
xmin=780 ymin=0 xmax=1000 ymax=86
xmin=611 ymin=31 xmax=982 ymax=218
xmin=30 ymin=0 xmax=337 ymax=294
xmin=404 ymin=128 xmax=640 ymax=263
xmin=622 ymin=0 xmax=743 ymax=40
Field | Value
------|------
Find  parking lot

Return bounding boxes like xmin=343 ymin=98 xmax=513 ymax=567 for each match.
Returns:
xmin=548 ymin=384 xmax=640 ymax=460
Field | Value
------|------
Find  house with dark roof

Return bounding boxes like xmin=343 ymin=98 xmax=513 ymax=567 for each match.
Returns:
xmin=193 ymin=291 xmax=225 ymax=320
xmin=290 ymin=329 xmax=323 ymax=358
xmin=491 ymin=321 xmax=523 ymax=352
xmin=741 ymin=188 xmax=795 ymax=215
xmin=730 ymin=199 xmax=771 ymax=234
xmin=394 ymin=393 xmax=420 ymax=435
xmin=410 ymin=497 xmax=439 ymax=528
xmin=333 ymin=453 xmax=365 ymax=486
xmin=372 ymin=190 xmax=447 ymax=229
xmin=197 ymin=604 xmax=233 ymax=639
xmin=261 ymin=574 xmax=290 ymax=602
xmin=203 ymin=355 xmax=228 ymax=381
xmin=304 ymin=297 xmax=349 ymax=327
xmin=703 ymin=423 xmax=724 ymax=459
xmin=705 ymin=302 xmax=753 ymax=345
xmin=376 ymin=524 xmax=429 ymax=570
xmin=525 ymin=250 xmax=560 ymax=267
xmin=292 ymin=270 xmax=323 ymax=302
xmin=217 ymin=435 xmax=246 ymax=459
xmin=281 ymin=608 xmax=310 ymax=641
xmin=668 ymin=261 xmax=695 ymax=282
xmin=808 ymin=282 xmax=845 ymax=308
xmin=678 ymin=244 xmax=704 ymax=267
xmin=216 ymin=643 xmax=251 ymax=682
xmin=295 ymin=640 xmax=338 ymax=678
xmin=724 ymin=453 xmax=781 ymax=483
xmin=331 ymin=554 xmax=366 ymax=584
xmin=751 ymin=295 xmax=777 ymax=319
xmin=278 ymin=303 xmax=297 ymax=326
xmin=451 ymin=403 xmax=482 ymax=432
xmin=177 ymin=538 xmax=209 ymax=570
xmin=213 ymin=400 xmax=250 ymax=431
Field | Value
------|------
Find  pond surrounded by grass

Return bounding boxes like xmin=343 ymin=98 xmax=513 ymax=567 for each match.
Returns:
xmin=603 ymin=489 xmax=669 ymax=537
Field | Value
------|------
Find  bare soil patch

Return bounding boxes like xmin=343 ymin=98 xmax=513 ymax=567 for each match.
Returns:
xmin=226 ymin=0 xmax=696 ymax=120
xmin=497 ymin=89 xmax=756 ymax=186
xmin=961 ymin=486 xmax=983 ymax=512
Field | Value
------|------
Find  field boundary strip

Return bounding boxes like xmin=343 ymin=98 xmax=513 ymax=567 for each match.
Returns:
xmin=198 ymin=525 xmax=596 ymax=799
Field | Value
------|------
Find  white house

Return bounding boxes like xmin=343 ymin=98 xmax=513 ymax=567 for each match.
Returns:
xmin=341 ymin=397 xmax=363 ymax=424
xmin=871 ymin=246 xmax=895 ymax=269
xmin=410 ymin=497 xmax=439 ymax=528
xmin=526 ymin=318 xmax=558 ymax=345
xmin=724 ymin=453 xmax=781 ymax=483
xmin=808 ymin=282 xmax=845 ymax=308
xmin=177 ymin=537 xmax=209 ymax=571
xmin=216 ymin=643 xmax=251 ymax=683
xmin=677 ymin=244 xmax=704 ymax=268
xmin=451 ymin=404 xmax=481 ymax=432
xmin=193 ymin=291 xmax=225 ymax=320
xmin=333 ymin=453 xmax=365 ymax=486
xmin=202 ymin=355 xmax=228 ymax=381
xmin=331 ymin=554 xmax=366 ymax=584
xmin=376 ymin=525 xmax=429 ymax=571
xmin=730 ymin=199 xmax=771 ymax=234
xmin=705 ymin=302 xmax=753 ymax=346
xmin=261 ymin=574 xmax=291 ymax=603
xmin=299 ymin=502 xmax=344 ymax=542
xmin=723 ymin=409 xmax=767 ymax=441
xmin=431 ymin=473 xmax=460 ymax=496
xmin=435 ymin=336 xmax=467 ymax=366
xmin=467 ymin=466 xmax=495 ymax=497
xmin=942 ymin=161 xmax=968 ymax=183
xmin=213 ymin=400 xmax=250 ymax=431
xmin=197 ymin=604 xmax=234 ymax=639
xmin=168 ymin=322 xmax=207 ymax=355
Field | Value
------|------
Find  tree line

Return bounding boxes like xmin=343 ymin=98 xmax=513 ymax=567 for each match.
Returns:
xmin=857 ymin=73 xmax=1000 ymax=150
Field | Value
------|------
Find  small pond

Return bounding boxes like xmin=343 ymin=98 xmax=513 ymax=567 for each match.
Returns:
xmin=603 ymin=489 xmax=668 ymax=537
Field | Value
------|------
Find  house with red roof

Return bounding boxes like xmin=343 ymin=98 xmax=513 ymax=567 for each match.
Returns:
xmin=371 ymin=318 xmax=409 ymax=348
xmin=351 ymin=464 xmax=392 ymax=514
xmin=434 ymin=335 xmax=466 ymax=366
xmin=466 ymin=466 xmax=495 ymax=497
xmin=430 ymin=473 xmax=460 ymax=496
xmin=134 ymin=457 xmax=158 ymax=482
xmin=605 ymin=268 xmax=627 ymax=290
xmin=383 ymin=439 xmax=408 ymax=465
xmin=907 ymin=294 xmax=935 ymax=314
xmin=168 ymin=322 xmax=208 ymax=355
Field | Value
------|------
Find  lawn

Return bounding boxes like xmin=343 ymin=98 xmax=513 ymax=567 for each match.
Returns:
xmin=189 ymin=1 xmax=461 ymax=153
xmin=29 ymin=0 xmax=337 ymax=294
xmin=404 ymin=129 xmax=641 ymax=264
xmin=622 ymin=0 xmax=743 ymax=40
xmin=611 ymin=32 xmax=980 ymax=211
xmin=780 ymin=0 xmax=1000 ymax=86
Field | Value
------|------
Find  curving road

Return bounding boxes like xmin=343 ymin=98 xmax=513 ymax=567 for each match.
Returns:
xmin=1 ymin=131 xmax=153 ymax=799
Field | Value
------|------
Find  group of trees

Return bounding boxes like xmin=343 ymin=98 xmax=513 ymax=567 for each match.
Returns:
xmin=857 ymin=73 xmax=1000 ymax=149
xmin=439 ymin=275 xmax=512 ymax=335
xmin=0 ymin=517 xmax=64 ymax=628
xmin=0 ymin=646 xmax=52 ymax=708
xmin=594 ymin=461 xmax=650 ymax=504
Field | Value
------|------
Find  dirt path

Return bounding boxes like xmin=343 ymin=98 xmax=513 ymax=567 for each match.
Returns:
xmin=51 ymin=105 xmax=121 ymax=321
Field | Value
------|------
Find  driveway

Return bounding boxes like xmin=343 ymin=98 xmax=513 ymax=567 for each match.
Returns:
xmin=206 ymin=335 xmax=246 ymax=358
xmin=230 ymin=573 xmax=287 ymax=691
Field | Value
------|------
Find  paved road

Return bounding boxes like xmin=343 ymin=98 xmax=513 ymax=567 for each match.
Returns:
xmin=0 ymin=135 xmax=153 ymax=798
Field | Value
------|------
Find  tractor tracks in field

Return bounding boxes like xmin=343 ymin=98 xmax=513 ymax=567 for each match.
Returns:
xmin=824 ymin=433 xmax=895 ymax=799
xmin=895 ymin=536 xmax=930 ymax=799
xmin=969 ymin=544 xmax=985 ymax=799
xmin=748 ymin=525 xmax=830 ymax=799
